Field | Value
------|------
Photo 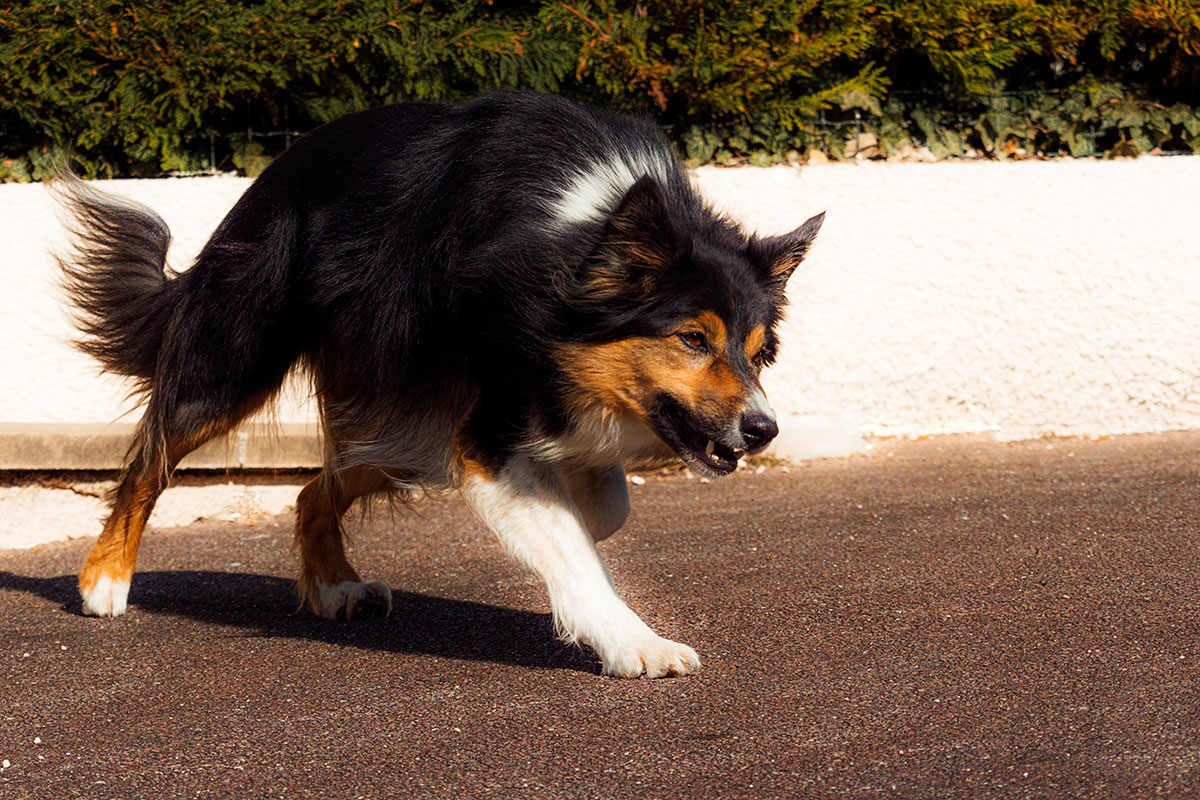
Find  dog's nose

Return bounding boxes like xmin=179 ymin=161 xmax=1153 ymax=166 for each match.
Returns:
xmin=740 ymin=412 xmax=779 ymax=450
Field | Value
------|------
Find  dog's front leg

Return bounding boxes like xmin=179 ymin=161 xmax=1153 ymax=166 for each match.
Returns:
xmin=461 ymin=455 xmax=700 ymax=678
xmin=558 ymin=464 xmax=629 ymax=542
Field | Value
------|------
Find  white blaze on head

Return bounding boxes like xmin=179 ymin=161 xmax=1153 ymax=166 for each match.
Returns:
xmin=744 ymin=385 xmax=776 ymax=423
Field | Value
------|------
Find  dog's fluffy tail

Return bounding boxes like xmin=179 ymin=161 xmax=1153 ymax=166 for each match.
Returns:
xmin=56 ymin=174 xmax=176 ymax=391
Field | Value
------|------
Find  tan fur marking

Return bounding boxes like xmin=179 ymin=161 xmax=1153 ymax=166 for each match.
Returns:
xmin=558 ymin=338 xmax=671 ymax=415
xmin=585 ymin=253 xmax=654 ymax=300
xmin=78 ymin=472 xmax=163 ymax=594
xmin=454 ymin=432 xmax=497 ymax=483
xmin=701 ymin=361 xmax=745 ymax=410
xmin=294 ymin=466 xmax=389 ymax=612
xmin=459 ymin=456 xmax=494 ymax=482
xmin=79 ymin=398 xmax=264 ymax=601
xmin=744 ymin=325 xmax=766 ymax=363
xmin=557 ymin=310 xmax=750 ymax=431
xmin=691 ymin=311 xmax=727 ymax=356
xmin=80 ymin=381 xmax=296 ymax=614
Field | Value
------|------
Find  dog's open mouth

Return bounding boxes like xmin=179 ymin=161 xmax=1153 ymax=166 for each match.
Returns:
xmin=658 ymin=401 xmax=741 ymax=476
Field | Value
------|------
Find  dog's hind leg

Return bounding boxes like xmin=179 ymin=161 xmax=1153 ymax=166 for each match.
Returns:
xmin=78 ymin=401 xmax=264 ymax=617
xmin=78 ymin=450 xmax=167 ymax=617
xmin=294 ymin=466 xmax=393 ymax=620
xmin=60 ymin=174 xmax=307 ymax=616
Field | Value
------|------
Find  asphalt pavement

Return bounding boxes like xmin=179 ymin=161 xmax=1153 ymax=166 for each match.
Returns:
xmin=2 ymin=433 xmax=1198 ymax=798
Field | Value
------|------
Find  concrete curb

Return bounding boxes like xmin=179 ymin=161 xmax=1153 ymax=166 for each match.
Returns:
xmin=0 ymin=423 xmax=322 ymax=470
xmin=0 ymin=418 xmax=862 ymax=471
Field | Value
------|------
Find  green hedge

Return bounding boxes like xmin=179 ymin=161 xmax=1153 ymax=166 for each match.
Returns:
xmin=2 ymin=1 xmax=1198 ymax=179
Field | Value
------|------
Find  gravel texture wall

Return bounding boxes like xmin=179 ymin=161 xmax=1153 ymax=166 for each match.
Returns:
xmin=2 ymin=159 xmax=1197 ymax=467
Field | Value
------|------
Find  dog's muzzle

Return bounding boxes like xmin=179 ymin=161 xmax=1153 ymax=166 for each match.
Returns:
xmin=740 ymin=411 xmax=779 ymax=452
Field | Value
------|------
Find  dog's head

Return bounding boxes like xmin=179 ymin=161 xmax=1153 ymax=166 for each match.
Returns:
xmin=559 ymin=176 xmax=823 ymax=476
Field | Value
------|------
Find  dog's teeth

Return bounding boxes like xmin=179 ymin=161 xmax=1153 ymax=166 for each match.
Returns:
xmin=705 ymin=440 xmax=715 ymax=456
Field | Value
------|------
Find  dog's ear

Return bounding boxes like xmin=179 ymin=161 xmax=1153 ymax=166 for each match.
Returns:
xmin=584 ymin=176 xmax=687 ymax=301
xmin=749 ymin=211 xmax=825 ymax=287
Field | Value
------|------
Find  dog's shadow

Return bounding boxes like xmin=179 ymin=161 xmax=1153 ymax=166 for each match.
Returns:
xmin=0 ymin=569 xmax=600 ymax=674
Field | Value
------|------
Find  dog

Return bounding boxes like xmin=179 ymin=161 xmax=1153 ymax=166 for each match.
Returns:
xmin=58 ymin=91 xmax=823 ymax=678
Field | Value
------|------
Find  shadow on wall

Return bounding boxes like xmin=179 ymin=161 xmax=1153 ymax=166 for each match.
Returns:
xmin=0 ymin=569 xmax=601 ymax=675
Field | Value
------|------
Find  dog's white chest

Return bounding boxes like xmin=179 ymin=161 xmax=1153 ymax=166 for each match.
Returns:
xmin=530 ymin=409 xmax=673 ymax=469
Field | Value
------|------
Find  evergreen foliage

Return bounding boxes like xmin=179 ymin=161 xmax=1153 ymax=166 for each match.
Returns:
xmin=1 ymin=0 xmax=1197 ymax=179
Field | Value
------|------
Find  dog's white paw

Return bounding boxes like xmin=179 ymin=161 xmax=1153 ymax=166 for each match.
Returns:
xmin=314 ymin=580 xmax=393 ymax=620
xmin=80 ymin=574 xmax=131 ymax=617
xmin=592 ymin=631 xmax=701 ymax=679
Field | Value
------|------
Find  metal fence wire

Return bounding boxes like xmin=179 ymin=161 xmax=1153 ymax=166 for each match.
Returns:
xmin=5 ymin=88 xmax=1194 ymax=178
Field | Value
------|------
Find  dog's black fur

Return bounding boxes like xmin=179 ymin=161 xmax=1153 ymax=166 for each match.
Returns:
xmin=63 ymin=91 xmax=819 ymax=484
xmin=60 ymin=91 xmax=822 ymax=676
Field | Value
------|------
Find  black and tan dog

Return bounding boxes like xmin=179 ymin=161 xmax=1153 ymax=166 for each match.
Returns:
xmin=59 ymin=92 xmax=822 ymax=678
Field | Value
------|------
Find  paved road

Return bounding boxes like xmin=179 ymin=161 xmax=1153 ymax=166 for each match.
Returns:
xmin=2 ymin=434 xmax=1198 ymax=798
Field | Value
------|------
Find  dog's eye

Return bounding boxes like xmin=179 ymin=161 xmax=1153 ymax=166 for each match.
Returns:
xmin=678 ymin=331 xmax=708 ymax=351
xmin=751 ymin=351 xmax=766 ymax=368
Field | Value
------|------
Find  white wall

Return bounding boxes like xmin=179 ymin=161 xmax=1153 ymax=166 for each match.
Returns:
xmin=697 ymin=159 xmax=1200 ymax=439
xmin=2 ymin=159 xmax=1198 ymax=465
